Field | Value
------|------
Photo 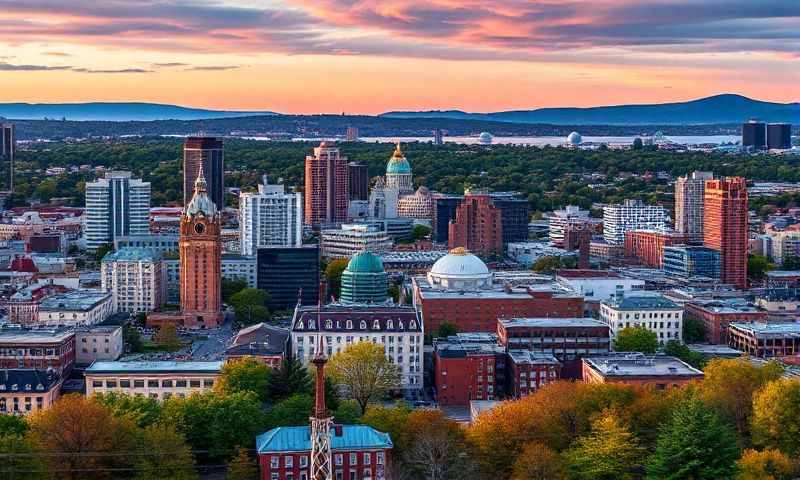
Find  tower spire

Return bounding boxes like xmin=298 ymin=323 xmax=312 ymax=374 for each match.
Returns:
xmin=194 ymin=162 xmax=208 ymax=193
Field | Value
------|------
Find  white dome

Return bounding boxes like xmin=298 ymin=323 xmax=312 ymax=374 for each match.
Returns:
xmin=478 ymin=132 xmax=493 ymax=144
xmin=427 ymin=248 xmax=492 ymax=290
xmin=567 ymin=131 xmax=582 ymax=145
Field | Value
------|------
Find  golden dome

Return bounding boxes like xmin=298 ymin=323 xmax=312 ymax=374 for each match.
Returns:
xmin=449 ymin=247 xmax=469 ymax=255
xmin=392 ymin=142 xmax=404 ymax=158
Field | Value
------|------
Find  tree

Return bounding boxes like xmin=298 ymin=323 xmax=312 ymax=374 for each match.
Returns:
xmin=215 ymin=357 xmax=271 ymax=402
xmin=266 ymin=357 xmax=312 ymax=402
xmin=361 ymin=404 xmax=413 ymax=455
xmin=325 ymin=258 xmax=349 ymax=298
xmin=133 ymin=423 xmax=197 ymax=480
xmin=153 ymin=323 xmax=182 ymax=351
xmin=230 ymin=288 xmax=271 ymax=326
xmin=437 ymin=322 xmax=458 ymax=338
xmin=123 ymin=324 xmax=143 ymax=353
xmin=511 ymin=441 xmax=566 ymax=480
xmin=222 ymin=278 xmax=249 ymax=303
xmin=265 ymin=394 xmax=314 ymax=427
xmin=0 ymin=414 xmax=28 ymax=437
xmin=682 ymin=316 xmax=706 ymax=342
xmin=412 ymin=224 xmax=431 ymax=241
xmin=531 ymin=255 xmax=564 ymax=273
xmin=700 ymin=358 xmax=784 ymax=441
xmin=327 ymin=342 xmax=401 ymax=414
xmin=95 ymin=391 xmax=163 ymax=428
xmin=646 ymin=398 xmax=739 ymax=480
xmin=663 ymin=340 xmax=706 ymax=369
xmin=27 ymin=394 xmax=137 ymax=480
xmin=0 ymin=434 xmax=47 ymax=480
xmin=564 ymin=412 xmax=643 ymax=480
xmin=748 ymin=254 xmax=774 ymax=281
xmin=632 ymin=137 xmax=644 ymax=150
xmin=736 ymin=448 xmax=796 ymax=480
xmin=334 ymin=400 xmax=362 ymax=424
xmin=614 ymin=326 xmax=658 ymax=353
xmin=227 ymin=446 xmax=259 ymax=480
xmin=402 ymin=409 xmax=475 ymax=480
xmin=751 ymin=378 xmax=800 ymax=456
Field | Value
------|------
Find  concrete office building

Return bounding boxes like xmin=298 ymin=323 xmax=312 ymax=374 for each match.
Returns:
xmin=675 ymin=171 xmax=713 ymax=242
xmin=85 ymin=171 xmax=151 ymax=252
xmin=603 ymin=200 xmax=668 ymax=245
xmin=85 ymin=361 xmax=223 ymax=400
xmin=239 ymin=177 xmax=303 ymax=255
xmin=320 ymin=224 xmax=392 ymax=259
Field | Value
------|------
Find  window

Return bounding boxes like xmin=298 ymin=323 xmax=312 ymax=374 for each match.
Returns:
xmin=92 ymin=380 xmax=103 ymax=388
xmin=204 ymin=379 xmax=214 ymax=387
xmin=162 ymin=380 xmax=173 ymax=388
xmin=350 ymin=453 xmax=357 ymax=464
xmin=285 ymin=456 xmax=293 ymax=467
xmin=106 ymin=380 xmax=117 ymax=388
xmin=300 ymin=456 xmax=308 ymax=468
xmin=270 ymin=457 xmax=279 ymax=469
xmin=363 ymin=453 xmax=371 ymax=465
xmin=190 ymin=380 xmax=201 ymax=388
xmin=176 ymin=380 xmax=187 ymax=388
xmin=376 ymin=452 xmax=385 ymax=465
xmin=147 ymin=380 xmax=158 ymax=388
xmin=335 ymin=454 xmax=343 ymax=466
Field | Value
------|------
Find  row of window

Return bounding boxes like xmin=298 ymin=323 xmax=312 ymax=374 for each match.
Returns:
xmin=91 ymin=378 xmax=214 ymax=389
xmin=296 ymin=318 xmax=418 ymax=331
xmin=271 ymin=452 xmax=384 ymax=469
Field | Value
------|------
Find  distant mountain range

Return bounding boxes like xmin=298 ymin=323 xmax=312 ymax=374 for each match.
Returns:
xmin=381 ymin=94 xmax=800 ymax=126
xmin=0 ymin=102 xmax=277 ymax=121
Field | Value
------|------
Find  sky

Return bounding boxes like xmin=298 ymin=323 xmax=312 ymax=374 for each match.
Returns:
xmin=0 ymin=0 xmax=798 ymax=114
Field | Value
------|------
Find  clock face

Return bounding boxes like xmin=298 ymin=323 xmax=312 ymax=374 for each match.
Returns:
xmin=194 ymin=223 xmax=205 ymax=234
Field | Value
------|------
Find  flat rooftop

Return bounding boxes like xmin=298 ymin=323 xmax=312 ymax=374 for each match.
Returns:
xmin=85 ymin=361 xmax=223 ymax=374
xmin=39 ymin=290 xmax=111 ymax=311
xmin=556 ymin=269 xmax=622 ymax=279
xmin=686 ymin=344 xmax=743 ymax=356
xmin=603 ymin=294 xmax=681 ymax=311
xmin=687 ymin=299 xmax=764 ymax=314
xmin=500 ymin=317 xmax=609 ymax=329
xmin=0 ymin=327 xmax=74 ymax=344
xmin=507 ymin=350 xmax=560 ymax=365
xmin=729 ymin=322 xmax=800 ymax=338
xmin=414 ymin=276 xmax=580 ymax=300
xmin=584 ymin=353 xmax=704 ymax=378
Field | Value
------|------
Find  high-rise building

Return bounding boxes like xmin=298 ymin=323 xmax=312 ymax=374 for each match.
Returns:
xmin=256 ymin=245 xmax=320 ymax=310
xmin=767 ymin=123 xmax=792 ymax=150
xmin=85 ymin=171 xmax=151 ymax=252
xmin=347 ymin=162 xmax=369 ymax=201
xmin=101 ymin=247 xmax=164 ymax=313
xmin=345 ymin=126 xmax=359 ymax=142
xmin=675 ymin=171 xmax=713 ymax=243
xmin=432 ymin=194 xmax=462 ymax=243
xmin=183 ymin=137 xmax=224 ymax=209
xmin=397 ymin=186 xmax=433 ymax=220
xmin=339 ymin=251 xmax=388 ymax=304
xmin=304 ymin=142 xmax=349 ymax=227
xmin=663 ymin=246 xmax=720 ymax=280
xmin=602 ymin=199 xmax=668 ymax=245
xmin=239 ymin=176 xmax=303 ymax=255
xmin=433 ymin=129 xmax=443 ymax=145
xmin=704 ymin=177 xmax=748 ymax=289
xmin=180 ymin=167 xmax=223 ymax=328
xmin=368 ymin=177 xmax=399 ymax=219
xmin=0 ymin=123 xmax=14 ymax=194
xmin=742 ymin=120 xmax=767 ymax=149
xmin=320 ymin=224 xmax=392 ymax=259
xmin=448 ymin=191 xmax=503 ymax=255
xmin=490 ymin=192 xmax=531 ymax=244
xmin=385 ymin=143 xmax=413 ymax=195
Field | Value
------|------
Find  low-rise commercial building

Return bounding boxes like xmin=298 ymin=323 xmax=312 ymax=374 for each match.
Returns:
xmin=582 ymin=353 xmax=703 ymax=387
xmin=75 ymin=325 xmax=124 ymax=365
xmin=225 ymin=323 xmax=289 ymax=369
xmin=320 ymin=224 xmax=393 ymax=259
xmin=684 ymin=299 xmax=767 ymax=344
xmin=507 ymin=350 xmax=560 ymax=399
xmin=37 ymin=290 xmax=114 ymax=326
xmin=84 ymin=361 xmax=223 ymax=400
xmin=663 ymin=246 xmax=721 ymax=280
xmin=0 ymin=369 xmax=62 ymax=415
xmin=600 ymin=294 xmax=684 ymax=344
xmin=728 ymin=322 xmax=800 ymax=357
xmin=0 ymin=327 xmax=76 ymax=374
xmin=506 ymin=242 xmax=577 ymax=268
xmin=624 ymin=230 xmax=687 ymax=268
xmin=433 ymin=333 xmax=506 ymax=406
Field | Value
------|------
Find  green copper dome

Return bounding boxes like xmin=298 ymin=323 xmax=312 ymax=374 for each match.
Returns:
xmin=345 ymin=251 xmax=385 ymax=274
xmin=386 ymin=142 xmax=411 ymax=175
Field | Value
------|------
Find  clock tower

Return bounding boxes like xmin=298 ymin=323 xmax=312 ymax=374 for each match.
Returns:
xmin=180 ymin=165 xmax=223 ymax=328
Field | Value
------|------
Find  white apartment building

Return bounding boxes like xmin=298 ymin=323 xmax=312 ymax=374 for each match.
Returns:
xmin=603 ymin=200 xmax=668 ymax=245
xmin=548 ymin=205 xmax=601 ymax=246
xmin=38 ymin=290 xmax=114 ymax=326
xmin=320 ymin=224 xmax=392 ymax=259
xmin=769 ymin=230 xmax=800 ymax=266
xmin=290 ymin=304 xmax=423 ymax=392
xmin=674 ymin=171 xmax=713 ymax=243
xmin=85 ymin=361 xmax=222 ymax=400
xmin=239 ymin=177 xmax=303 ymax=255
xmin=85 ymin=171 xmax=151 ymax=252
xmin=101 ymin=247 xmax=164 ymax=314
xmin=599 ymin=294 xmax=684 ymax=345
xmin=75 ymin=325 xmax=123 ymax=365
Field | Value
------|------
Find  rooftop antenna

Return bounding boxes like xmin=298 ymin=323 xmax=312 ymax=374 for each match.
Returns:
xmin=310 ymin=282 xmax=332 ymax=480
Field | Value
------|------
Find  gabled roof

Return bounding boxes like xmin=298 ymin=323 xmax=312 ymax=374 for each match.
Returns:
xmin=256 ymin=425 xmax=393 ymax=453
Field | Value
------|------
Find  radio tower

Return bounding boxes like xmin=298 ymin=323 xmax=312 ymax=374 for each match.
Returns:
xmin=310 ymin=291 xmax=333 ymax=480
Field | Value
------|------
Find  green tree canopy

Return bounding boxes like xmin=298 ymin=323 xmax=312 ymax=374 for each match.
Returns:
xmin=751 ymin=378 xmax=800 ymax=456
xmin=215 ymin=357 xmax=271 ymax=402
xmin=325 ymin=258 xmax=349 ymax=298
xmin=266 ymin=357 xmax=312 ymax=402
xmin=327 ymin=342 xmax=401 ymax=414
xmin=614 ymin=326 xmax=659 ymax=354
xmin=564 ymin=411 xmax=644 ymax=480
xmin=230 ymin=288 xmax=271 ymax=326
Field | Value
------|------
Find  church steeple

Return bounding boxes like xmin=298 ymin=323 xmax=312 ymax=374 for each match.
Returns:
xmin=185 ymin=164 xmax=217 ymax=217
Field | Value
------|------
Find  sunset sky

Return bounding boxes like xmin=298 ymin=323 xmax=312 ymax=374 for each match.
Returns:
xmin=0 ymin=0 xmax=798 ymax=114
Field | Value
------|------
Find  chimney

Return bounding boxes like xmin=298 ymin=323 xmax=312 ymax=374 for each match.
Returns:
xmin=334 ymin=424 xmax=343 ymax=437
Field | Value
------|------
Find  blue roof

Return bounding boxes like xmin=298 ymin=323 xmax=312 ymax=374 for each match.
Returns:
xmin=346 ymin=251 xmax=385 ymax=274
xmin=85 ymin=361 xmax=223 ymax=374
xmin=256 ymin=425 xmax=393 ymax=453
xmin=102 ymin=247 xmax=161 ymax=262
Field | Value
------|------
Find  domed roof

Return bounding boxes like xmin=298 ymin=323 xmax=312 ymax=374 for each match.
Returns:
xmin=567 ymin=131 xmax=582 ymax=145
xmin=346 ymin=250 xmax=385 ymax=274
xmin=478 ymin=132 xmax=493 ymax=144
xmin=185 ymin=164 xmax=218 ymax=217
xmin=386 ymin=142 xmax=411 ymax=175
xmin=430 ymin=248 xmax=489 ymax=277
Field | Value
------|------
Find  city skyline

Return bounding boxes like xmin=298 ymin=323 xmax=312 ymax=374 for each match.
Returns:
xmin=0 ymin=0 xmax=798 ymax=114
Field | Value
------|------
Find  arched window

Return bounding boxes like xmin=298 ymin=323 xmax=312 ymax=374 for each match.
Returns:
xmin=296 ymin=320 xmax=304 ymax=330
xmin=346 ymin=320 xmax=353 ymax=329
xmin=360 ymin=320 xmax=367 ymax=329
xmin=325 ymin=320 xmax=333 ymax=329
xmin=373 ymin=320 xmax=380 ymax=330
xmin=386 ymin=319 xmax=393 ymax=329
xmin=409 ymin=320 xmax=416 ymax=329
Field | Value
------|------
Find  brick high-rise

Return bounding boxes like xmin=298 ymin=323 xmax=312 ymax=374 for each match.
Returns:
xmin=180 ymin=166 xmax=223 ymax=328
xmin=448 ymin=191 xmax=503 ymax=256
xmin=183 ymin=137 xmax=224 ymax=209
xmin=704 ymin=177 xmax=748 ymax=289
xmin=304 ymin=142 xmax=349 ymax=228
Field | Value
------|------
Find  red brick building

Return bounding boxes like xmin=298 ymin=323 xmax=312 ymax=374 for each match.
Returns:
xmin=507 ymin=350 xmax=560 ymax=399
xmin=497 ymin=317 xmax=611 ymax=378
xmin=728 ymin=322 xmax=800 ymax=357
xmin=684 ymin=300 xmax=768 ymax=344
xmin=448 ymin=192 xmax=503 ymax=256
xmin=304 ymin=142 xmax=349 ymax=228
xmin=0 ymin=328 xmax=75 ymax=374
xmin=624 ymin=230 xmax=687 ymax=267
xmin=704 ymin=177 xmax=748 ymax=289
xmin=180 ymin=166 xmax=223 ymax=328
xmin=433 ymin=333 xmax=507 ymax=406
